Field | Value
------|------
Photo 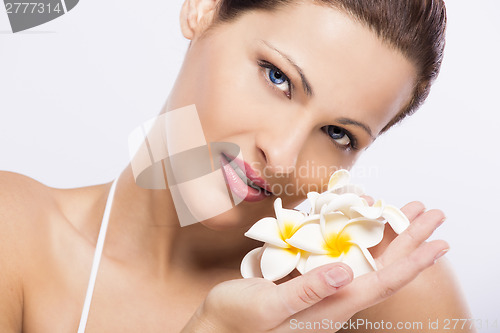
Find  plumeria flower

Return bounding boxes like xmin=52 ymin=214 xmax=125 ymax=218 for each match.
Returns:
xmin=306 ymin=169 xmax=365 ymax=215
xmin=240 ymin=169 xmax=411 ymax=281
xmin=287 ymin=199 xmax=385 ymax=278
xmin=290 ymin=197 xmax=410 ymax=277
xmin=241 ymin=197 xmax=313 ymax=281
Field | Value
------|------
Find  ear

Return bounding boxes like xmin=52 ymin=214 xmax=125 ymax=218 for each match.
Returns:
xmin=180 ymin=0 xmax=218 ymax=40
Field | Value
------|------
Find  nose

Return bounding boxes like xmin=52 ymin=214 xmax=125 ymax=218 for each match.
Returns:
xmin=255 ymin=117 xmax=311 ymax=176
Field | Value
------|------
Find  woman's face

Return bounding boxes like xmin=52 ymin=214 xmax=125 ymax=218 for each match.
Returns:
xmin=167 ymin=2 xmax=416 ymax=229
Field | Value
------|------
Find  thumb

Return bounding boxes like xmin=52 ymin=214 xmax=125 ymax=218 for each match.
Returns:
xmin=271 ymin=263 xmax=353 ymax=318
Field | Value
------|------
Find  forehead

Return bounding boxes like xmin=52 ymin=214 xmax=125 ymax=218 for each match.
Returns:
xmin=221 ymin=3 xmax=417 ymax=135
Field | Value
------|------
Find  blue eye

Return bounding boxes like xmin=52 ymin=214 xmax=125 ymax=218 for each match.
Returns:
xmin=258 ymin=60 xmax=292 ymax=98
xmin=269 ymin=68 xmax=286 ymax=85
xmin=323 ymin=125 xmax=354 ymax=149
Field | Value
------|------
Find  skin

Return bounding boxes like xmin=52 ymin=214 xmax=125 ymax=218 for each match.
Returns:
xmin=0 ymin=1 xmax=473 ymax=332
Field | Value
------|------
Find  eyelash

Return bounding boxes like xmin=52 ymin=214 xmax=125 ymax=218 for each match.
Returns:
xmin=257 ymin=59 xmax=358 ymax=152
xmin=257 ymin=60 xmax=293 ymax=99
xmin=322 ymin=125 xmax=359 ymax=151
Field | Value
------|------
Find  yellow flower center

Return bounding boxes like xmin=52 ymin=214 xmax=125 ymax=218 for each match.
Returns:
xmin=283 ymin=247 xmax=299 ymax=256
xmin=323 ymin=232 xmax=352 ymax=257
xmin=282 ymin=221 xmax=296 ymax=240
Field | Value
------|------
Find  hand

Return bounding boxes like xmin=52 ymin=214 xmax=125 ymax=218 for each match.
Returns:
xmin=274 ymin=201 xmax=448 ymax=332
xmin=181 ymin=262 xmax=354 ymax=333
xmin=182 ymin=201 xmax=448 ymax=333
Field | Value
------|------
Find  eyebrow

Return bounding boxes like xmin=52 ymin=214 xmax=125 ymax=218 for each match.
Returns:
xmin=260 ymin=40 xmax=374 ymax=140
xmin=260 ymin=40 xmax=314 ymax=97
xmin=336 ymin=117 xmax=374 ymax=139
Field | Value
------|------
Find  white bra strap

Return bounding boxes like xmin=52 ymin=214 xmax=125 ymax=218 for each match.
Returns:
xmin=77 ymin=178 xmax=118 ymax=333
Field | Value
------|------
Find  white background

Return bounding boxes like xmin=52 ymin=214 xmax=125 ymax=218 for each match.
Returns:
xmin=1 ymin=0 xmax=499 ymax=330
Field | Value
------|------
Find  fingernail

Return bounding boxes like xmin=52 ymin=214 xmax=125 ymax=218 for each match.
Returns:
xmin=438 ymin=216 xmax=447 ymax=227
xmin=434 ymin=249 xmax=449 ymax=263
xmin=325 ymin=266 xmax=351 ymax=288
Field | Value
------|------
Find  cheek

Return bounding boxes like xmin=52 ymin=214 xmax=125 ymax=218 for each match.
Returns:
xmin=199 ymin=198 xmax=276 ymax=230
xmin=190 ymin=47 xmax=251 ymax=141
xmin=279 ymin=134 xmax=362 ymax=207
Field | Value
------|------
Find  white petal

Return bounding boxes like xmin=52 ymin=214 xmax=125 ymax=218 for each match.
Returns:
xmin=382 ymin=204 xmax=410 ymax=234
xmin=244 ymin=217 xmax=289 ymax=248
xmin=353 ymin=243 xmax=378 ymax=271
xmin=350 ymin=204 xmax=384 ymax=220
xmin=343 ymin=244 xmax=375 ymax=278
xmin=286 ymin=223 xmax=329 ymax=254
xmin=273 ymin=197 xmax=283 ymax=215
xmin=328 ymin=169 xmax=351 ymax=191
xmin=307 ymin=192 xmax=320 ymax=215
xmin=304 ymin=253 xmax=344 ymax=273
xmin=260 ymin=244 xmax=300 ymax=281
xmin=330 ymin=184 xmax=365 ymax=196
xmin=324 ymin=193 xmax=366 ymax=216
xmin=313 ymin=192 xmax=339 ymax=214
xmin=275 ymin=204 xmax=306 ymax=239
xmin=240 ymin=247 xmax=263 ymax=278
xmin=340 ymin=218 xmax=385 ymax=248
xmin=303 ymin=214 xmax=321 ymax=224
xmin=297 ymin=252 xmax=309 ymax=274
xmin=320 ymin=209 xmax=350 ymax=241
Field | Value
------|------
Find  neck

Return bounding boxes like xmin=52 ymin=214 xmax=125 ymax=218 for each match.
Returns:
xmin=104 ymin=165 xmax=261 ymax=278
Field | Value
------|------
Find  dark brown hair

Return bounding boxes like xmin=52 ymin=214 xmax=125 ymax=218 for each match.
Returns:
xmin=214 ymin=0 xmax=447 ymax=133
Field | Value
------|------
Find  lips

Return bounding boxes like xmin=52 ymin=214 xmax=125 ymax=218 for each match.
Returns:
xmin=220 ymin=153 xmax=273 ymax=202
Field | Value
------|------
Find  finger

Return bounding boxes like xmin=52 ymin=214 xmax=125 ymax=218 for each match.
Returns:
xmin=400 ymin=201 xmax=426 ymax=222
xmin=272 ymin=263 xmax=353 ymax=318
xmin=276 ymin=240 xmax=449 ymax=327
xmin=353 ymin=239 xmax=449 ymax=311
xmin=380 ymin=209 xmax=446 ymax=266
xmin=370 ymin=202 xmax=429 ymax=261
xmin=373 ymin=201 xmax=426 ymax=252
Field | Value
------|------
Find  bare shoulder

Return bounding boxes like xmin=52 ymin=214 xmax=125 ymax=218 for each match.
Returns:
xmin=0 ymin=171 xmax=56 ymax=216
xmin=0 ymin=171 xmax=110 ymax=332
xmin=0 ymin=171 xmax=63 ymax=247
xmin=0 ymin=170 xmax=63 ymax=242
xmin=0 ymin=170 xmax=106 ymax=264
xmin=0 ymin=171 xmax=108 ymax=331
xmin=0 ymin=170 xmax=105 ymax=234
xmin=0 ymin=171 xmax=58 ymax=332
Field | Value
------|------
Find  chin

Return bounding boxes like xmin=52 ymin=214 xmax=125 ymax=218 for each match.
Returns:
xmin=198 ymin=199 xmax=275 ymax=231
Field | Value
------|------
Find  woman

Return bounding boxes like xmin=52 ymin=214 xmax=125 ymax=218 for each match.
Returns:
xmin=0 ymin=0 xmax=473 ymax=332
